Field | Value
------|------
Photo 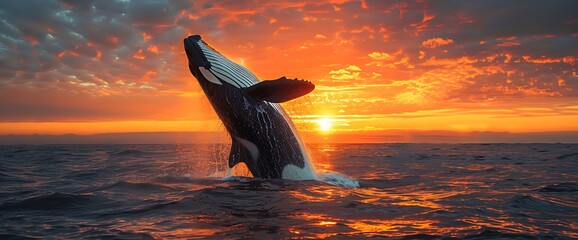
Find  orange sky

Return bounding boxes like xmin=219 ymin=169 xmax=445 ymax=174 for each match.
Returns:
xmin=0 ymin=0 xmax=577 ymax=142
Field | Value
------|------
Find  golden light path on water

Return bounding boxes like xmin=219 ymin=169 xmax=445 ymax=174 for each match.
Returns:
xmin=117 ymin=101 xmax=578 ymax=239
xmin=54 ymin=143 xmax=577 ymax=239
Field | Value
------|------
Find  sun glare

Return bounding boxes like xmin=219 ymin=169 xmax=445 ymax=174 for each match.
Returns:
xmin=316 ymin=118 xmax=333 ymax=131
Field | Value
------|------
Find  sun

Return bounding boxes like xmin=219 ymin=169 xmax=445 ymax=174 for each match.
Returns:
xmin=316 ymin=118 xmax=333 ymax=131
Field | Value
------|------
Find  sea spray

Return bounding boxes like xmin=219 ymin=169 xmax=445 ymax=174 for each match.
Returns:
xmin=316 ymin=171 xmax=360 ymax=188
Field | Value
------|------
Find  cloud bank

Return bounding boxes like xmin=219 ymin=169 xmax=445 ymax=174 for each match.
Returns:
xmin=0 ymin=0 xmax=576 ymax=134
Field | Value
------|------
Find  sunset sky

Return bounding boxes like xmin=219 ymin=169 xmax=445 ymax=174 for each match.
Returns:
xmin=1 ymin=0 xmax=577 ymax=142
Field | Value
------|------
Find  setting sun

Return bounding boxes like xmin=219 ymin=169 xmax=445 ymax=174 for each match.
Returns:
xmin=316 ymin=118 xmax=333 ymax=132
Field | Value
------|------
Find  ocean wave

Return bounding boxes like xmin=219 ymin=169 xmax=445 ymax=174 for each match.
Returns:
xmin=1 ymin=143 xmax=576 ymax=239
xmin=508 ymin=194 xmax=576 ymax=213
xmin=0 ymin=192 xmax=107 ymax=211
xmin=454 ymin=228 xmax=556 ymax=240
xmin=94 ymin=181 xmax=177 ymax=193
xmin=154 ymin=175 xmax=199 ymax=183
xmin=538 ymin=182 xmax=578 ymax=192
xmin=76 ymin=229 xmax=155 ymax=240
xmin=556 ymin=152 xmax=578 ymax=160
xmin=0 ymin=172 xmax=34 ymax=184
xmin=115 ymin=200 xmax=178 ymax=216
xmin=221 ymin=176 xmax=256 ymax=183
xmin=317 ymin=172 xmax=360 ymax=188
xmin=176 ymin=185 xmax=291 ymax=219
xmin=112 ymin=149 xmax=150 ymax=156
xmin=154 ymin=175 xmax=229 ymax=186
xmin=9 ymin=149 xmax=30 ymax=154
xmin=0 ymin=234 xmax=42 ymax=240
xmin=220 ymin=172 xmax=361 ymax=188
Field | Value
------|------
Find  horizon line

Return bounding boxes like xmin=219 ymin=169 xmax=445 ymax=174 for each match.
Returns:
xmin=1 ymin=130 xmax=578 ymax=145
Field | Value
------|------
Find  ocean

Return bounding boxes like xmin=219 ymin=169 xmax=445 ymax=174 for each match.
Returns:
xmin=0 ymin=143 xmax=576 ymax=239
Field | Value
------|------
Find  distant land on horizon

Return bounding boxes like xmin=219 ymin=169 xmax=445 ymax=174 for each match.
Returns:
xmin=1 ymin=131 xmax=578 ymax=145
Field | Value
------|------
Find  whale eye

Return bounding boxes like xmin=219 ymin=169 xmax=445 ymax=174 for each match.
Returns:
xmin=199 ymin=67 xmax=222 ymax=85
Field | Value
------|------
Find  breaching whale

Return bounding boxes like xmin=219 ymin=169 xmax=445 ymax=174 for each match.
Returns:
xmin=183 ymin=35 xmax=316 ymax=179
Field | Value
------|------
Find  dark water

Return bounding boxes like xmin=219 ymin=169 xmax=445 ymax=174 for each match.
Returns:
xmin=0 ymin=144 xmax=577 ymax=239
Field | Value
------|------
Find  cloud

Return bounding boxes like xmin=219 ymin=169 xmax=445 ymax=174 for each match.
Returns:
xmin=421 ymin=38 xmax=454 ymax=48
xmin=328 ymin=65 xmax=362 ymax=80
xmin=368 ymin=52 xmax=390 ymax=60
xmin=0 ymin=0 xmax=576 ymax=132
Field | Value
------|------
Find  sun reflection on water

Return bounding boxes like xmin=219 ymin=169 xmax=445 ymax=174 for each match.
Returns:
xmin=348 ymin=219 xmax=437 ymax=237
xmin=145 ymin=143 xmax=576 ymax=238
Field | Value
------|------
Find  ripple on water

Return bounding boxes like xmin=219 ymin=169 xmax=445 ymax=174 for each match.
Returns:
xmin=0 ymin=192 xmax=109 ymax=211
xmin=95 ymin=181 xmax=177 ymax=193
xmin=508 ymin=194 xmax=577 ymax=215
xmin=0 ymin=144 xmax=577 ymax=239
xmin=317 ymin=172 xmax=360 ymax=188
xmin=538 ymin=182 xmax=578 ymax=192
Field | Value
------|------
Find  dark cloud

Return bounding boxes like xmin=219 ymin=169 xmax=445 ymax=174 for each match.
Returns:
xmin=429 ymin=0 xmax=578 ymax=39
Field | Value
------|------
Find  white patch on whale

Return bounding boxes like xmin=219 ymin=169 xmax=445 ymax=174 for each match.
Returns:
xmin=282 ymin=164 xmax=315 ymax=180
xmin=234 ymin=136 xmax=259 ymax=162
xmin=199 ymin=66 xmax=221 ymax=85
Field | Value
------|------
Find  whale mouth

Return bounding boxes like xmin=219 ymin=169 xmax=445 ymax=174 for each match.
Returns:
xmin=184 ymin=35 xmax=211 ymax=69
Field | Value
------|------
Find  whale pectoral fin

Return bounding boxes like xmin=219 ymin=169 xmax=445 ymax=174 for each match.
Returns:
xmin=229 ymin=138 xmax=250 ymax=168
xmin=244 ymin=77 xmax=315 ymax=103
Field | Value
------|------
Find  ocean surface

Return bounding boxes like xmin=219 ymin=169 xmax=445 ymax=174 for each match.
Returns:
xmin=0 ymin=143 xmax=577 ymax=239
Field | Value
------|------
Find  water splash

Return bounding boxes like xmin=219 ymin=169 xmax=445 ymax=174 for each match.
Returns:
xmin=220 ymin=175 xmax=252 ymax=183
xmin=316 ymin=172 xmax=360 ymax=188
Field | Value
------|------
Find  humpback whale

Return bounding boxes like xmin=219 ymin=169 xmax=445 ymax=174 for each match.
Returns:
xmin=183 ymin=35 xmax=316 ymax=179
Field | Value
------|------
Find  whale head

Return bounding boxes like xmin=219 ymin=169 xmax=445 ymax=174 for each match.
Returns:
xmin=184 ymin=35 xmax=259 ymax=89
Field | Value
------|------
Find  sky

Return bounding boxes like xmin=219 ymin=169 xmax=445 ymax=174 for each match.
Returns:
xmin=0 ymin=0 xmax=577 ymax=142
